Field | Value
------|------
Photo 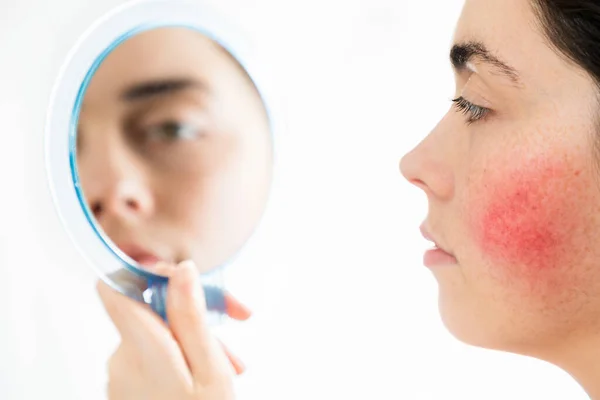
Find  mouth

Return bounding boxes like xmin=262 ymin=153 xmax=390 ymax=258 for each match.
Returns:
xmin=117 ymin=243 xmax=166 ymax=270
xmin=419 ymin=223 xmax=458 ymax=267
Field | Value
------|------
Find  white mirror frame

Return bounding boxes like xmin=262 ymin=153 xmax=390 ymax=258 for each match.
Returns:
xmin=44 ymin=0 xmax=280 ymax=315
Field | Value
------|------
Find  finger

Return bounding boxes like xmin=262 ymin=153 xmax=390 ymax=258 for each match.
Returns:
xmin=167 ymin=260 xmax=229 ymax=379
xmin=99 ymin=281 xmax=195 ymax=390
xmin=224 ymin=292 xmax=252 ymax=321
xmin=218 ymin=339 xmax=246 ymax=375
xmin=106 ymin=345 xmax=139 ymax=400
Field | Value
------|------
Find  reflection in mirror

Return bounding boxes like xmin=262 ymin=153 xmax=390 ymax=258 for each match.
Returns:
xmin=75 ymin=27 xmax=273 ymax=278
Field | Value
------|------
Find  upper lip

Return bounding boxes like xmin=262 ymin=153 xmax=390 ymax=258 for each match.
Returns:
xmin=419 ymin=223 xmax=453 ymax=255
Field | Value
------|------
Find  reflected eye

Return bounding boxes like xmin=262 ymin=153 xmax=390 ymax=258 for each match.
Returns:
xmin=451 ymin=96 xmax=490 ymax=124
xmin=146 ymin=121 xmax=202 ymax=141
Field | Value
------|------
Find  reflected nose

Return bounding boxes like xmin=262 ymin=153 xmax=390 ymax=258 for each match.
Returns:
xmin=79 ymin=142 xmax=154 ymax=223
xmin=89 ymin=179 xmax=154 ymax=221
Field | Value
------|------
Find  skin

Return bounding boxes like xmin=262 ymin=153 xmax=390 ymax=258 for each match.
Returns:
xmin=400 ymin=0 xmax=600 ymax=397
xmin=77 ymin=27 xmax=273 ymax=275
xmin=97 ymin=262 xmax=242 ymax=400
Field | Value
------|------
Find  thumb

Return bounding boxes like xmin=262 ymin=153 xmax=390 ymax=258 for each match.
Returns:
xmin=167 ymin=261 xmax=230 ymax=380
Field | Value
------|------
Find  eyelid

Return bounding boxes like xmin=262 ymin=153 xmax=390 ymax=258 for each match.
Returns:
xmin=140 ymin=104 xmax=207 ymax=125
xmin=451 ymin=96 xmax=489 ymax=122
xmin=460 ymin=91 xmax=493 ymax=110
xmin=460 ymin=76 xmax=493 ymax=108
xmin=129 ymin=109 xmax=209 ymax=140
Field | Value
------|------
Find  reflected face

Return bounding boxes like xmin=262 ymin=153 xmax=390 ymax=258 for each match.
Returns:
xmin=400 ymin=0 xmax=600 ymax=355
xmin=77 ymin=28 xmax=272 ymax=274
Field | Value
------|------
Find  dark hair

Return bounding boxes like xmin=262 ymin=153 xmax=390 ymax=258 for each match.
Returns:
xmin=532 ymin=1 xmax=600 ymax=175
xmin=532 ymin=0 xmax=600 ymax=89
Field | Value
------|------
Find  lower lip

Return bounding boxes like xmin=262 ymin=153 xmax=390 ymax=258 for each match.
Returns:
xmin=423 ymin=248 xmax=458 ymax=267
xmin=135 ymin=256 xmax=162 ymax=269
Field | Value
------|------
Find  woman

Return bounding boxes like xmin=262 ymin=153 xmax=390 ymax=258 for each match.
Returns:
xmin=99 ymin=0 xmax=600 ymax=398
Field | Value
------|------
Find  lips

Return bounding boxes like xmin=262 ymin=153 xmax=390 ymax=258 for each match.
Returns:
xmin=419 ymin=223 xmax=458 ymax=267
xmin=419 ymin=224 xmax=435 ymax=243
xmin=118 ymin=243 xmax=163 ymax=269
xmin=419 ymin=224 xmax=450 ymax=252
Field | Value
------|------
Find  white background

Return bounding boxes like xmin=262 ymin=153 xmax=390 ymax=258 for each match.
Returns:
xmin=0 ymin=0 xmax=589 ymax=398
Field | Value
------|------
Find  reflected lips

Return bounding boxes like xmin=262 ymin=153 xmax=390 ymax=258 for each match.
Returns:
xmin=118 ymin=244 xmax=162 ymax=269
xmin=420 ymin=224 xmax=458 ymax=267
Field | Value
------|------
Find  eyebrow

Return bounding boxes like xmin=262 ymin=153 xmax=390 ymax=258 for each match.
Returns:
xmin=450 ymin=41 xmax=522 ymax=86
xmin=120 ymin=78 xmax=204 ymax=101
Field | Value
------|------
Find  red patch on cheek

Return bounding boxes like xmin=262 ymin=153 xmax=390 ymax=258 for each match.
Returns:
xmin=468 ymin=158 xmax=585 ymax=287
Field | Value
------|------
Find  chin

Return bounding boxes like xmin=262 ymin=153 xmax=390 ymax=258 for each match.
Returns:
xmin=437 ymin=294 xmax=514 ymax=352
xmin=439 ymin=304 xmax=491 ymax=348
xmin=437 ymin=298 xmax=560 ymax=360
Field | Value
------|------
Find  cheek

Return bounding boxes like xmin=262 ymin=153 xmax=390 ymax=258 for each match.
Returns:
xmin=466 ymin=156 xmax=594 ymax=292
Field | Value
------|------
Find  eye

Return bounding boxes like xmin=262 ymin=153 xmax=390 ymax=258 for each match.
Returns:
xmin=451 ymin=96 xmax=490 ymax=124
xmin=146 ymin=121 xmax=203 ymax=141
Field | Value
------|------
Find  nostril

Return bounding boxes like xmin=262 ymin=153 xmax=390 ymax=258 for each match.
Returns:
xmin=125 ymin=199 xmax=139 ymax=210
xmin=91 ymin=202 xmax=103 ymax=217
xmin=406 ymin=177 xmax=427 ymax=190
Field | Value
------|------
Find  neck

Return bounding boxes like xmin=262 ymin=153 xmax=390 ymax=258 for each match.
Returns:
xmin=538 ymin=333 xmax=600 ymax=399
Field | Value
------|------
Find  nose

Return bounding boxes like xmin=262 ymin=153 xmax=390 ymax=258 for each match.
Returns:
xmin=399 ymin=131 xmax=454 ymax=201
xmin=79 ymin=146 xmax=154 ymax=223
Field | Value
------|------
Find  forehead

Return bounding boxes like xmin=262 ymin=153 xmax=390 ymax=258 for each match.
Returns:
xmin=453 ymin=0 xmax=576 ymax=92
xmin=84 ymin=28 xmax=231 ymax=101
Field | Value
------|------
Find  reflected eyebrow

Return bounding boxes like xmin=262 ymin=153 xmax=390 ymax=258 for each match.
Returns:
xmin=120 ymin=78 xmax=205 ymax=101
xmin=450 ymin=41 xmax=523 ymax=87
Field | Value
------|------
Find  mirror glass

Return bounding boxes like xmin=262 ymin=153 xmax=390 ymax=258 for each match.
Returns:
xmin=73 ymin=26 xmax=273 ymax=280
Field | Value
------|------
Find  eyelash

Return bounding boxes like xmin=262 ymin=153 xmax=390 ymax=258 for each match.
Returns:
xmin=451 ymin=96 xmax=490 ymax=124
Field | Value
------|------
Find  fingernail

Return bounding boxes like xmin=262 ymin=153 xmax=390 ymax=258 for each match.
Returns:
xmin=232 ymin=356 xmax=246 ymax=375
xmin=177 ymin=259 xmax=196 ymax=270
xmin=224 ymin=293 xmax=252 ymax=321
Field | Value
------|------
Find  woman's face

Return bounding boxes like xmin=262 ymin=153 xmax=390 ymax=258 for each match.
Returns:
xmin=77 ymin=28 xmax=273 ymax=274
xmin=401 ymin=0 xmax=600 ymax=355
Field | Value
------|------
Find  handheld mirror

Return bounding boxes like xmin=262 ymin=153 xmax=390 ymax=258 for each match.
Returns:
xmin=45 ymin=0 xmax=275 ymax=323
